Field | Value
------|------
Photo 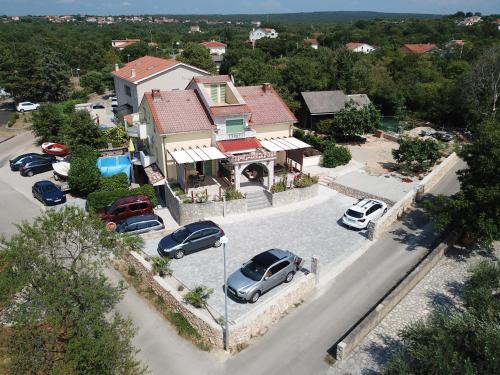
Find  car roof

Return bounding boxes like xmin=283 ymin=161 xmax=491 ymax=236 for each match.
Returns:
xmin=123 ymin=214 xmax=159 ymax=225
xmin=113 ymin=195 xmax=150 ymax=205
xmin=252 ymin=249 xmax=289 ymax=268
xmin=185 ymin=220 xmax=220 ymax=231
xmin=35 ymin=180 xmax=56 ymax=187
xmin=350 ymin=199 xmax=383 ymax=212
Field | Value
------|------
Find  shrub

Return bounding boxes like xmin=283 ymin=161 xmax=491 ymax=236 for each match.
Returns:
xmin=293 ymin=174 xmax=319 ymax=188
xmin=271 ymin=179 xmax=287 ymax=193
xmin=87 ymin=184 xmax=157 ymax=210
xmin=68 ymin=146 xmax=100 ymax=196
xmin=151 ymin=256 xmax=172 ymax=277
xmin=392 ymin=137 xmax=441 ymax=175
xmin=322 ymin=144 xmax=352 ymax=168
xmin=69 ymin=90 xmax=89 ymax=102
xmin=183 ymin=286 xmax=213 ymax=308
xmin=127 ymin=265 xmax=137 ymax=277
xmin=170 ymin=183 xmax=185 ymax=196
xmin=224 ymin=188 xmax=244 ymax=201
xmin=99 ymin=173 xmax=129 ymax=191
xmin=99 ymin=126 xmax=128 ymax=148
xmin=7 ymin=112 xmax=19 ymax=127
xmin=293 ymin=128 xmax=330 ymax=151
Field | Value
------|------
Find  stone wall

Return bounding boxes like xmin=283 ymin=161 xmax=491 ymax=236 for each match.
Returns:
xmin=335 ymin=231 xmax=459 ymax=361
xmin=368 ymin=152 xmax=460 ymax=241
xmin=164 ymin=182 xmax=248 ymax=225
xmin=124 ymin=251 xmax=317 ymax=351
xmin=329 ymin=181 xmax=396 ymax=207
xmin=270 ymin=183 xmax=319 ymax=207
xmin=125 ymin=251 xmax=224 ymax=347
xmin=303 ymin=154 xmax=322 ymax=167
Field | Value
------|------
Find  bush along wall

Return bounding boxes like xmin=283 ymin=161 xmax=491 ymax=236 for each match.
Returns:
xmin=87 ymin=184 xmax=157 ymax=210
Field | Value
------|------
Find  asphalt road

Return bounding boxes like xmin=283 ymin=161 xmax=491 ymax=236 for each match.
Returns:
xmin=0 ymin=132 xmax=41 ymax=237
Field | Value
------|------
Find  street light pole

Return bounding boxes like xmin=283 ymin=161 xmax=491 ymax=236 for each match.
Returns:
xmin=220 ymin=235 xmax=229 ymax=350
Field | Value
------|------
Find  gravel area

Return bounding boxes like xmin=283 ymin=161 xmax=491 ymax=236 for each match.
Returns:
xmin=333 ymin=170 xmax=418 ymax=203
xmin=142 ymin=186 xmax=370 ymax=320
xmin=328 ymin=243 xmax=500 ymax=375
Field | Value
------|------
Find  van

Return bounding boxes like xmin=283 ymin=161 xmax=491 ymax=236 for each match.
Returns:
xmin=98 ymin=195 xmax=153 ymax=223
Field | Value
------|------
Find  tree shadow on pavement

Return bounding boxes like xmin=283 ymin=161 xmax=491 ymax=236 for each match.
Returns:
xmin=388 ymin=208 xmax=438 ymax=251
xmin=363 ymin=334 xmax=402 ymax=369
xmin=445 ymin=244 xmax=498 ymax=263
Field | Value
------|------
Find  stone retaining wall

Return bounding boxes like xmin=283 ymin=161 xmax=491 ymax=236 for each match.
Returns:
xmin=270 ymin=184 xmax=319 ymax=207
xmin=329 ymin=181 xmax=396 ymax=207
xmin=164 ymin=183 xmax=248 ymax=225
xmin=125 ymin=251 xmax=318 ymax=351
xmin=335 ymin=231 xmax=459 ymax=361
xmin=368 ymin=152 xmax=459 ymax=240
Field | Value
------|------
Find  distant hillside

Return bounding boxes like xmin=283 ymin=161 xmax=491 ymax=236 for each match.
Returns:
xmin=172 ymin=11 xmax=442 ymax=24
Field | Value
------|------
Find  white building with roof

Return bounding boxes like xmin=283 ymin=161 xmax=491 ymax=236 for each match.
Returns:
xmin=249 ymin=27 xmax=278 ymax=42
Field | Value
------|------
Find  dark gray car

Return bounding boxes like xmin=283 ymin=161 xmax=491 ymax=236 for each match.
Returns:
xmin=116 ymin=214 xmax=164 ymax=235
xmin=157 ymin=220 xmax=223 ymax=259
xmin=226 ymin=249 xmax=303 ymax=303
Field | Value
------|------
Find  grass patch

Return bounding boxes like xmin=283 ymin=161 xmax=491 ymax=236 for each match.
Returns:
xmin=114 ymin=259 xmax=212 ymax=351
xmin=0 ymin=325 xmax=10 ymax=373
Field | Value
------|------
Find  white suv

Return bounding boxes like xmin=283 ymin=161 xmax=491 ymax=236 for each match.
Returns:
xmin=342 ymin=199 xmax=388 ymax=229
xmin=16 ymin=102 xmax=40 ymax=112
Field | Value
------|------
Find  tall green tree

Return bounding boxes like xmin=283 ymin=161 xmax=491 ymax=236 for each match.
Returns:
xmin=31 ymin=104 xmax=66 ymax=143
xmin=392 ymin=137 xmax=441 ymax=175
xmin=60 ymin=110 xmax=102 ymax=150
xmin=68 ymin=145 xmax=101 ymax=196
xmin=178 ymin=43 xmax=216 ymax=73
xmin=0 ymin=207 xmax=146 ymax=375
xmin=325 ymin=102 xmax=380 ymax=138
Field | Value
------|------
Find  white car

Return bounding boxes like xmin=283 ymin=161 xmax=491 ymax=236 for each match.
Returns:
xmin=111 ymin=97 xmax=118 ymax=107
xmin=16 ymin=101 xmax=40 ymax=112
xmin=342 ymin=199 xmax=388 ymax=229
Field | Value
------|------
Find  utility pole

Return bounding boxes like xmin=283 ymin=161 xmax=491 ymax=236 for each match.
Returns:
xmin=220 ymin=235 xmax=229 ymax=351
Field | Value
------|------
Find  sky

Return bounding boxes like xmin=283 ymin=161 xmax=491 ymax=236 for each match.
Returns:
xmin=0 ymin=0 xmax=498 ymax=16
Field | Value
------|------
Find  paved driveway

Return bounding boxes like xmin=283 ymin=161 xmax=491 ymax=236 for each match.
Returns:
xmin=142 ymin=187 xmax=369 ymax=320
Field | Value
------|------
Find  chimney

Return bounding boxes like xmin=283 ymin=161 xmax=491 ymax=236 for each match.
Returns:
xmin=131 ymin=68 xmax=136 ymax=78
xmin=262 ymin=83 xmax=272 ymax=93
xmin=114 ymin=63 xmax=119 ymax=71
xmin=151 ymin=89 xmax=161 ymax=100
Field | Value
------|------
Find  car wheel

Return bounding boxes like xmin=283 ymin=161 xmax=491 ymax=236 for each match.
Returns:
xmin=214 ymin=239 xmax=221 ymax=247
xmin=383 ymin=208 xmax=388 ymax=215
xmin=249 ymin=291 xmax=260 ymax=304
xmin=285 ymin=271 xmax=295 ymax=283
xmin=20 ymin=109 xmax=24 ymax=113
xmin=26 ymin=170 xmax=33 ymax=177
xmin=174 ymin=250 xmax=185 ymax=259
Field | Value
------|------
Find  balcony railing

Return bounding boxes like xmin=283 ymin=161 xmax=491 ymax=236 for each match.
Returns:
xmin=126 ymin=123 xmax=147 ymax=139
xmin=214 ymin=127 xmax=256 ymax=142
xmin=226 ymin=149 xmax=276 ymax=163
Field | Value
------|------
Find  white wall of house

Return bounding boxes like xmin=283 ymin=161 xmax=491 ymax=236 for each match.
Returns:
xmin=114 ymin=65 xmax=208 ymax=112
xmin=352 ymin=44 xmax=375 ymax=53
xmin=249 ymin=28 xmax=278 ymax=42
xmin=207 ymin=46 xmax=226 ymax=55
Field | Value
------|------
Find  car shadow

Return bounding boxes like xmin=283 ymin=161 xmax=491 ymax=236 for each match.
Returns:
xmin=336 ymin=218 xmax=369 ymax=239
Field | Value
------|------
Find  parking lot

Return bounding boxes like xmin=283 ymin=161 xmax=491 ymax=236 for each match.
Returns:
xmin=142 ymin=186 xmax=370 ymax=320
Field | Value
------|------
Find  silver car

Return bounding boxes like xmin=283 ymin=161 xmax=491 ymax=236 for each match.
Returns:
xmin=116 ymin=214 xmax=164 ymax=235
xmin=226 ymin=249 xmax=303 ymax=303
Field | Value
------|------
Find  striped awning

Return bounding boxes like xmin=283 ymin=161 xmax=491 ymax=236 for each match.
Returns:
xmin=170 ymin=147 xmax=227 ymax=165
xmin=260 ymin=137 xmax=311 ymax=152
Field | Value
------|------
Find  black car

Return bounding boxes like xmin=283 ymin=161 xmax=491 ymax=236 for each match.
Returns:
xmin=32 ymin=180 xmax=66 ymax=206
xmin=116 ymin=214 xmax=165 ymax=235
xmin=158 ymin=220 xmax=224 ymax=259
xmin=9 ymin=153 xmax=45 ymax=171
xmin=20 ymin=156 xmax=56 ymax=177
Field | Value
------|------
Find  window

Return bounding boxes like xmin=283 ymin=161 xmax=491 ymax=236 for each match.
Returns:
xmin=125 ymin=85 xmax=132 ymax=97
xmin=269 ymin=261 xmax=290 ymax=276
xmin=137 ymin=222 xmax=150 ymax=230
xmin=226 ymin=118 xmax=245 ymax=134
xmin=210 ymin=85 xmax=218 ymax=101
xmin=130 ymin=202 xmax=148 ymax=211
xmin=188 ymin=230 xmax=207 ymax=241
xmin=125 ymin=224 xmax=139 ymax=232
xmin=114 ymin=207 xmax=127 ymax=215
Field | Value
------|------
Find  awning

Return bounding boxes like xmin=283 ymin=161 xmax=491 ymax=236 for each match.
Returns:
xmin=217 ymin=138 xmax=262 ymax=153
xmin=260 ymin=137 xmax=312 ymax=152
xmin=170 ymin=147 xmax=226 ymax=165
xmin=144 ymin=163 xmax=165 ymax=185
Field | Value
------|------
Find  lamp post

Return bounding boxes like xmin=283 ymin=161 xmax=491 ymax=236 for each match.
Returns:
xmin=76 ymin=68 xmax=80 ymax=88
xmin=220 ymin=235 xmax=229 ymax=350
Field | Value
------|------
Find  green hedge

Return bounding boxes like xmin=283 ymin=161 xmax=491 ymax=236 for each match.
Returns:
xmin=87 ymin=184 xmax=157 ymax=210
xmin=293 ymin=175 xmax=319 ymax=188
xmin=293 ymin=128 xmax=330 ymax=152
xmin=99 ymin=173 xmax=129 ymax=191
xmin=322 ymin=144 xmax=352 ymax=168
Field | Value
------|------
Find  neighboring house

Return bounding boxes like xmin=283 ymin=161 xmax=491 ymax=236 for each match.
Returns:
xmin=200 ymin=41 xmax=227 ymax=55
xmin=459 ymin=16 xmax=482 ymax=26
xmin=345 ymin=42 xmax=376 ymax=54
xmin=304 ymin=38 xmax=319 ymax=50
xmin=189 ymin=25 xmax=201 ymax=33
xmin=494 ymin=19 xmax=500 ymax=30
xmin=251 ymin=21 xmax=261 ymax=27
xmin=249 ymin=28 xmax=278 ymax=42
xmin=300 ymin=90 xmax=371 ymax=129
xmin=400 ymin=43 xmax=438 ymax=54
xmin=112 ymin=55 xmax=209 ymax=113
xmin=125 ymin=76 xmax=310 ymax=197
xmin=112 ymin=39 xmax=141 ymax=50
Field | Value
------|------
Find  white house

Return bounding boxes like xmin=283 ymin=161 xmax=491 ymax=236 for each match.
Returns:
xmin=112 ymin=55 xmax=209 ymax=113
xmin=459 ymin=16 xmax=482 ymax=26
xmin=249 ymin=27 xmax=278 ymax=42
xmin=304 ymin=38 xmax=319 ymax=50
xmin=345 ymin=42 xmax=376 ymax=54
xmin=189 ymin=25 xmax=201 ymax=33
xmin=200 ymin=41 xmax=227 ymax=56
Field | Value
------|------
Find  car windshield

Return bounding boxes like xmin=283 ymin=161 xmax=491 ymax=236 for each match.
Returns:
xmin=105 ymin=202 xmax=117 ymax=214
xmin=346 ymin=209 xmax=364 ymax=218
xmin=241 ymin=261 xmax=267 ymax=281
xmin=172 ymin=227 xmax=191 ymax=243
xmin=42 ymin=185 xmax=58 ymax=193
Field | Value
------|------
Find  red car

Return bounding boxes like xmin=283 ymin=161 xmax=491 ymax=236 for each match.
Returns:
xmin=98 ymin=195 xmax=154 ymax=224
xmin=41 ymin=142 xmax=69 ymax=156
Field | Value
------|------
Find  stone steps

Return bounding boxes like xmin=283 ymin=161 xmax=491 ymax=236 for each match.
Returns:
xmin=319 ymin=175 xmax=334 ymax=187
xmin=245 ymin=190 xmax=272 ymax=211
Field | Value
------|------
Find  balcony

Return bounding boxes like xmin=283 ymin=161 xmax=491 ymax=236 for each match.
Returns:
xmin=214 ymin=127 xmax=256 ymax=142
xmin=139 ymin=150 xmax=156 ymax=167
xmin=126 ymin=123 xmax=147 ymax=139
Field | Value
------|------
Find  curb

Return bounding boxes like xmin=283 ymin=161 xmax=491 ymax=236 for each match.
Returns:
xmin=0 ymin=135 xmax=15 ymax=144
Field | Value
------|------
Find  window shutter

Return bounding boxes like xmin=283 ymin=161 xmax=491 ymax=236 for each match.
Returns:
xmin=220 ymin=85 xmax=226 ymax=102
xmin=210 ymin=85 xmax=218 ymax=102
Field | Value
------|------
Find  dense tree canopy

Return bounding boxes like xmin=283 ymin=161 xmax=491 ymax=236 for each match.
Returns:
xmin=178 ymin=42 xmax=216 ymax=73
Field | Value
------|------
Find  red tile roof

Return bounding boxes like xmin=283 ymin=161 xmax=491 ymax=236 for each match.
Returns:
xmin=400 ymin=44 xmax=437 ymax=54
xmin=201 ymin=41 xmax=227 ymax=48
xmin=112 ymin=55 xmax=181 ymax=83
xmin=210 ymin=104 xmax=251 ymax=117
xmin=193 ymin=75 xmax=232 ymax=84
xmin=304 ymin=38 xmax=318 ymax=45
xmin=217 ymin=138 xmax=262 ymax=153
xmin=452 ymin=39 xmax=465 ymax=46
xmin=237 ymin=84 xmax=297 ymax=125
xmin=345 ymin=42 xmax=364 ymax=50
xmin=112 ymin=39 xmax=140 ymax=49
xmin=144 ymin=90 xmax=213 ymax=135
